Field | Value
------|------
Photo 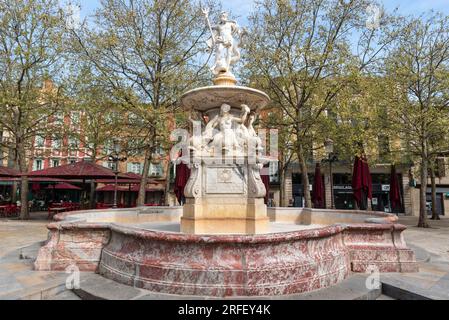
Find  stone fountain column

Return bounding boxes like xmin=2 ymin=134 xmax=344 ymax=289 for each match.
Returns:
xmin=177 ymin=9 xmax=273 ymax=235
xmin=180 ymin=84 xmax=271 ymax=235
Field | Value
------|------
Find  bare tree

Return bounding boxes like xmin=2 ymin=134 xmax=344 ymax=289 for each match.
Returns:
xmin=385 ymin=13 xmax=449 ymax=227
xmin=0 ymin=0 xmax=66 ymax=219
xmin=69 ymin=0 xmax=216 ymax=206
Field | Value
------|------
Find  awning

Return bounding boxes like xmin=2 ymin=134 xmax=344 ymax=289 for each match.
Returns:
xmin=26 ymin=161 xmax=134 ymax=180
xmin=0 ymin=166 xmax=20 ymax=177
xmin=97 ymin=184 xmax=164 ymax=192
xmin=0 ymin=177 xmax=81 ymax=183
xmin=45 ymin=183 xmax=82 ymax=191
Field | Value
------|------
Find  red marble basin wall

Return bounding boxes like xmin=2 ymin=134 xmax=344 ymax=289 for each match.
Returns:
xmin=343 ymin=224 xmax=419 ymax=273
xmin=99 ymin=225 xmax=350 ymax=297
xmin=33 ymin=207 xmax=418 ymax=297
xmin=34 ymin=223 xmax=111 ymax=272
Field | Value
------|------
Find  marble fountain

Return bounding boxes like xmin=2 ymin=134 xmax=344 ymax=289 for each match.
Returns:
xmin=34 ymin=10 xmax=418 ymax=298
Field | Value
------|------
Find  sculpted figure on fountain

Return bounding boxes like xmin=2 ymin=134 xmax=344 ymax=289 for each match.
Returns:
xmin=188 ymin=104 xmax=264 ymax=158
xmin=202 ymin=8 xmax=247 ymax=83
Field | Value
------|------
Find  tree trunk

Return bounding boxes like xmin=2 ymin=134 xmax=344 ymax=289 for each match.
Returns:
xmin=430 ymin=163 xmax=440 ymax=220
xmin=89 ymin=180 xmax=96 ymax=209
xmin=17 ymin=144 xmax=29 ymax=220
xmin=418 ymin=155 xmax=430 ymax=228
xmin=11 ymin=160 xmax=19 ymax=203
xmin=279 ymin=165 xmax=286 ymax=207
xmin=163 ymin=160 xmax=171 ymax=206
xmin=137 ymin=148 xmax=151 ymax=207
xmin=298 ymin=144 xmax=311 ymax=208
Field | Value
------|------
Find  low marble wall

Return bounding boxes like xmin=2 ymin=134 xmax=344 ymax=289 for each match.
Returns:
xmin=34 ymin=206 xmax=418 ymax=297
xmin=343 ymin=224 xmax=418 ymax=273
xmin=34 ymin=222 xmax=111 ymax=272
xmin=35 ymin=207 xmax=182 ymax=272
xmin=268 ymin=207 xmax=398 ymax=225
xmin=99 ymin=225 xmax=350 ymax=297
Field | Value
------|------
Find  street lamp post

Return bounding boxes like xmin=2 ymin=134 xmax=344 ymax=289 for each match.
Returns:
xmin=322 ymin=139 xmax=338 ymax=209
xmin=108 ymin=140 xmax=127 ymax=209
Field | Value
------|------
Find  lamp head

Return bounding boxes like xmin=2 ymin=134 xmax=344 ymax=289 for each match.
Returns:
xmin=324 ymin=139 xmax=334 ymax=154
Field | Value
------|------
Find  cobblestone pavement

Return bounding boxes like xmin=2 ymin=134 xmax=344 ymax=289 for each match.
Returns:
xmin=0 ymin=213 xmax=49 ymax=258
xmin=0 ymin=213 xmax=448 ymax=299
xmin=0 ymin=214 xmax=67 ymax=299
xmin=398 ymin=216 xmax=449 ymax=262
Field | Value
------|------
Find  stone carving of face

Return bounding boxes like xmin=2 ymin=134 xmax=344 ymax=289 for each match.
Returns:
xmin=221 ymin=103 xmax=231 ymax=115
xmin=220 ymin=12 xmax=228 ymax=23
xmin=249 ymin=114 xmax=255 ymax=122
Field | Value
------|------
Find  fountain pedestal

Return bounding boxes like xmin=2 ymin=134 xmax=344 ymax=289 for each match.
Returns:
xmin=181 ymin=158 xmax=269 ymax=234
xmin=180 ymin=81 xmax=272 ymax=235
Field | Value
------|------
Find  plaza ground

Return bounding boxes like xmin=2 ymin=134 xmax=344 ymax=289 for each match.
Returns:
xmin=0 ymin=213 xmax=448 ymax=299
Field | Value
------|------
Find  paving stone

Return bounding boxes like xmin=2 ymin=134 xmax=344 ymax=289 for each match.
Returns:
xmin=376 ymin=295 xmax=395 ymax=300
xmin=74 ymin=274 xmax=149 ymax=300
xmin=381 ymin=262 xmax=449 ymax=300
xmin=48 ymin=290 xmax=82 ymax=300
xmin=1 ymin=216 xmax=449 ymax=300
xmin=74 ymin=273 xmax=381 ymax=300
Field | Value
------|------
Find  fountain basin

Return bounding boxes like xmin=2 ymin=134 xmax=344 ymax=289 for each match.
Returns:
xmin=34 ymin=207 xmax=418 ymax=297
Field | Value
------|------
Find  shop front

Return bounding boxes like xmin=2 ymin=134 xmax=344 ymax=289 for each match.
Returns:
xmin=332 ymin=173 xmax=405 ymax=214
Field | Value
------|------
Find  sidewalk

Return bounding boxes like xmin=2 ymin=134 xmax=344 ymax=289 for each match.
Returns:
xmin=0 ymin=212 xmax=49 ymax=258
xmin=398 ymin=216 xmax=449 ymax=262
xmin=0 ymin=214 xmax=64 ymax=299
xmin=1 ymin=214 xmax=449 ymax=299
xmin=376 ymin=216 xmax=449 ymax=299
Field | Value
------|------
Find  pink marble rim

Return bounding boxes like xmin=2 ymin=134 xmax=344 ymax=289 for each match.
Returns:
xmin=106 ymin=224 xmax=346 ymax=244
xmin=47 ymin=207 xmax=404 ymax=244
xmin=46 ymin=221 xmax=407 ymax=245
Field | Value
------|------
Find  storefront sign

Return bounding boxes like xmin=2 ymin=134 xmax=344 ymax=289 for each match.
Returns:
xmin=381 ymin=185 xmax=390 ymax=192
xmin=333 ymin=185 xmax=352 ymax=190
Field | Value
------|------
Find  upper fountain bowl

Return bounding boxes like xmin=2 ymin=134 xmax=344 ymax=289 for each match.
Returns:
xmin=181 ymin=85 xmax=270 ymax=112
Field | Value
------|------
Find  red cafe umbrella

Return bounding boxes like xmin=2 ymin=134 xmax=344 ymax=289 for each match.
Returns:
xmin=0 ymin=177 xmax=81 ymax=183
xmin=174 ymin=162 xmax=190 ymax=205
xmin=312 ymin=163 xmax=324 ymax=208
xmin=45 ymin=183 xmax=82 ymax=191
xmin=96 ymin=185 xmax=129 ymax=192
xmin=261 ymin=173 xmax=270 ymax=205
xmin=0 ymin=166 xmax=20 ymax=177
xmin=352 ymin=155 xmax=372 ymax=209
xmin=389 ymin=165 xmax=402 ymax=211
xmin=26 ymin=161 xmax=131 ymax=180
xmin=96 ymin=184 xmax=163 ymax=192
xmin=96 ymin=172 xmax=144 ymax=183
xmin=362 ymin=155 xmax=373 ymax=200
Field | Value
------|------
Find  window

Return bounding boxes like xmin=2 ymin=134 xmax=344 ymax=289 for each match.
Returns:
xmin=51 ymin=159 xmax=60 ymax=168
xmin=71 ymin=112 xmax=80 ymax=126
xmin=35 ymin=136 xmax=45 ymax=148
xmin=51 ymin=136 xmax=62 ymax=149
xmin=68 ymin=137 xmax=78 ymax=149
xmin=149 ymin=163 xmax=164 ymax=177
xmin=104 ymin=161 xmax=115 ymax=171
xmin=269 ymin=161 xmax=279 ymax=183
xmin=128 ymin=162 xmax=142 ymax=174
xmin=33 ymin=159 xmax=43 ymax=171
xmin=54 ymin=112 xmax=64 ymax=126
